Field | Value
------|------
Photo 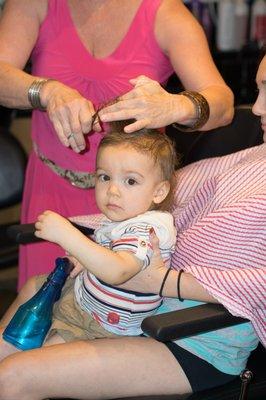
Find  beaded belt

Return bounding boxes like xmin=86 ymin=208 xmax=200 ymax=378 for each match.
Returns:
xmin=34 ymin=144 xmax=95 ymax=189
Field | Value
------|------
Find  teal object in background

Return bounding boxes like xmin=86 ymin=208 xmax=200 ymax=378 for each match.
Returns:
xmin=3 ymin=257 xmax=73 ymax=350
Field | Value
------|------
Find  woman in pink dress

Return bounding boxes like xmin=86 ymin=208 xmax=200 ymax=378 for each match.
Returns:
xmin=0 ymin=0 xmax=233 ymax=288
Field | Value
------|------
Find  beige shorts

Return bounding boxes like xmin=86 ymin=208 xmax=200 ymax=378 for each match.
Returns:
xmin=36 ymin=275 xmax=118 ymax=343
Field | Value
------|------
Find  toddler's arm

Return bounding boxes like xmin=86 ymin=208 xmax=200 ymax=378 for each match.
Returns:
xmin=35 ymin=210 xmax=143 ymax=285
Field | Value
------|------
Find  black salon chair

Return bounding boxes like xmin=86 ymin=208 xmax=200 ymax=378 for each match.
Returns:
xmin=167 ymin=104 xmax=263 ymax=166
xmin=0 ymin=126 xmax=27 ymax=316
xmin=0 ymin=124 xmax=27 ymax=267
xmin=4 ymin=106 xmax=266 ymax=399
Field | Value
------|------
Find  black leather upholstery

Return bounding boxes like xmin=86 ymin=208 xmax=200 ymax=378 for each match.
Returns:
xmin=0 ymin=130 xmax=27 ymax=269
xmin=166 ymin=105 xmax=263 ymax=167
xmin=0 ymin=131 xmax=26 ymax=208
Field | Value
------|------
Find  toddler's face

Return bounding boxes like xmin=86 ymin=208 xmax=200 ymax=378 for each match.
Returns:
xmin=95 ymin=144 xmax=169 ymax=222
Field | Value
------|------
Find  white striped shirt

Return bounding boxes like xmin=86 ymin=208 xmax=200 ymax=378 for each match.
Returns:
xmin=74 ymin=212 xmax=176 ymax=335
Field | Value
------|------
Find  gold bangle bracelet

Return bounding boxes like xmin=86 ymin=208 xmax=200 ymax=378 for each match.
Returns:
xmin=28 ymin=78 xmax=53 ymax=111
xmin=172 ymin=91 xmax=210 ymax=132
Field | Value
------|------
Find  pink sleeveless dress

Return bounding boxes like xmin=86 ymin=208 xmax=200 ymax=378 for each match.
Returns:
xmin=19 ymin=0 xmax=174 ymax=288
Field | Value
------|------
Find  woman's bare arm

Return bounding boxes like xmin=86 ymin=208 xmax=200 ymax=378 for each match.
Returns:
xmin=119 ymin=230 xmax=218 ymax=303
xmin=0 ymin=0 xmax=47 ymax=108
xmin=156 ymin=0 xmax=234 ymax=130
xmin=0 ymin=0 xmax=100 ymax=151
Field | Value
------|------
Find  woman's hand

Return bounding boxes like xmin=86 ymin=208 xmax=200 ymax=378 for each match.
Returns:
xmin=40 ymin=80 xmax=102 ymax=153
xmin=118 ymin=229 xmax=168 ymax=293
xmin=99 ymin=75 xmax=185 ymax=133
xmin=66 ymin=255 xmax=84 ymax=278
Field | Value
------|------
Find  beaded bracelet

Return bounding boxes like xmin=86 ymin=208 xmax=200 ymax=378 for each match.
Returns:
xmin=177 ymin=269 xmax=184 ymax=302
xmin=28 ymin=78 xmax=53 ymax=111
xmin=172 ymin=91 xmax=210 ymax=132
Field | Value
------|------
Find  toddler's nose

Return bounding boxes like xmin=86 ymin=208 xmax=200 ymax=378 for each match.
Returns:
xmin=107 ymin=182 xmax=120 ymax=196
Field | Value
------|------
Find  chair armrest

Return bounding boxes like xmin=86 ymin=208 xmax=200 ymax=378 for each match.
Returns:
xmin=7 ymin=223 xmax=40 ymax=244
xmin=141 ymin=304 xmax=248 ymax=342
xmin=6 ymin=223 xmax=95 ymax=244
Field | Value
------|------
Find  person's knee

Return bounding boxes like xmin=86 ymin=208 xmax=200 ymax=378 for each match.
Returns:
xmin=0 ymin=355 xmax=30 ymax=400
xmin=0 ymin=328 xmax=19 ymax=362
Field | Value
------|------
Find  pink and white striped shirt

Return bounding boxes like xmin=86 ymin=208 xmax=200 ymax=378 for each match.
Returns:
xmin=171 ymin=143 xmax=266 ymax=346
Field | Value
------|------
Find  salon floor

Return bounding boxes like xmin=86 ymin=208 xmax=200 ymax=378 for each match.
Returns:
xmin=0 ymin=116 xmax=31 ymax=294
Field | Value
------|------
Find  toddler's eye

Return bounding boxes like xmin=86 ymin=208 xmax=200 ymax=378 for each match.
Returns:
xmin=97 ymin=174 xmax=110 ymax=182
xmin=126 ymin=178 xmax=137 ymax=185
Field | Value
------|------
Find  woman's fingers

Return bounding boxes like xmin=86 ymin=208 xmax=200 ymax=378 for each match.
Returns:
xmin=50 ymin=110 xmax=82 ymax=153
xmin=68 ymin=112 xmax=87 ymax=152
xmin=123 ymin=118 xmax=151 ymax=133
xmin=129 ymin=75 xmax=151 ymax=86
xmin=45 ymin=83 xmax=101 ymax=152
xmin=99 ymin=104 xmax=136 ymax=124
xmin=99 ymin=75 xmax=175 ymax=131
xmin=129 ymin=75 xmax=162 ymax=93
xmin=99 ymin=98 xmax=150 ymax=124
xmin=48 ymin=106 xmax=85 ymax=152
xmin=79 ymin=104 xmax=101 ymax=134
xmin=66 ymin=256 xmax=84 ymax=278
xmin=149 ymin=228 xmax=161 ymax=259
xmin=67 ymin=132 xmax=85 ymax=153
xmin=99 ymin=100 xmax=154 ymax=131
xmin=51 ymin=117 xmax=70 ymax=147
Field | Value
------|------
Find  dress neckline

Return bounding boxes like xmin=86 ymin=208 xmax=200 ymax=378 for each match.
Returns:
xmin=64 ymin=0 xmax=145 ymax=61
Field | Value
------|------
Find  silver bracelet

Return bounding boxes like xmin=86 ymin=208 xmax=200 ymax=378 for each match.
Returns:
xmin=27 ymin=78 xmax=53 ymax=111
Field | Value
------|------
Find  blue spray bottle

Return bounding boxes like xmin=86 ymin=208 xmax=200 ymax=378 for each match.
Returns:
xmin=3 ymin=257 xmax=73 ymax=350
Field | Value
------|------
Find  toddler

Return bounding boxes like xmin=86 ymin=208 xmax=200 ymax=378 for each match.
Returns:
xmin=35 ymin=122 xmax=179 ymax=341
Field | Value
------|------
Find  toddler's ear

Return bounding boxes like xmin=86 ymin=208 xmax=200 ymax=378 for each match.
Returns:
xmin=153 ymin=181 xmax=170 ymax=204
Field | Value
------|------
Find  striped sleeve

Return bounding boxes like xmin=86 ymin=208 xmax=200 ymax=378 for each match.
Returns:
xmin=172 ymin=145 xmax=266 ymax=345
xmin=69 ymin=213 xmax=105 ymax=230
xmin=172 ymin=198 xmax=266 ymax=344
xmin=111 ymin=231 xmax=153 ymax=269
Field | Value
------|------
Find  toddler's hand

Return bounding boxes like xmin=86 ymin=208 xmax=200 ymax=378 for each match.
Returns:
xmin=35 ymin=210 xmax=73 ymax=245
